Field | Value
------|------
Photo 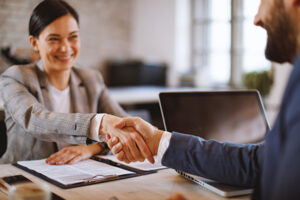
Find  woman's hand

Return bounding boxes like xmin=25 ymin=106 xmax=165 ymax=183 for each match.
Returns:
xmin=106 ymin=135 xmax=128 ymax=163
xmin=46 ymin=143 xmax=102 ymax=165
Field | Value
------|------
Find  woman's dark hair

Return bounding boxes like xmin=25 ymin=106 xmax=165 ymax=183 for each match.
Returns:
xmin=29 ymin=0 xmax=79 ymax=38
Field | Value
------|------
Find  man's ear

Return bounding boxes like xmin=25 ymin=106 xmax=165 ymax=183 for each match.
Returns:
xmin=29 ymin=36 xmax=39 ymax=52
xmin=291 ymin=0 xmax=300 ymax=6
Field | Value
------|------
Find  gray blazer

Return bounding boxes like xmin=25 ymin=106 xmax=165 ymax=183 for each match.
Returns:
xmin=0 ymin=63 xmax=126 ymax=164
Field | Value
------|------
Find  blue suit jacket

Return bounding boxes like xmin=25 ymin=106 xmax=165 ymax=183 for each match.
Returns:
xmin=162 ymin=55 xmax=300 ymax=199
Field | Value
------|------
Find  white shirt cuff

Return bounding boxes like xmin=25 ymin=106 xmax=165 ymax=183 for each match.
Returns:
xmin=157 ymin=131 xmax=172 ymax=164
xmin=90 ymin=114 xmax=105 ymax=142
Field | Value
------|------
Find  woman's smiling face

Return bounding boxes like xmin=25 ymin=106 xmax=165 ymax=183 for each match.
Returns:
xmin=30 ymin=14 xmax=80 ymax=73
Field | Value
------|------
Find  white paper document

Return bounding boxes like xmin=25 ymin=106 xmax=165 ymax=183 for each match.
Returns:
xmin=97 ymin=155 xmax=166 ymax=171
xmin=17 ymin=159 xmax=134 ymax=185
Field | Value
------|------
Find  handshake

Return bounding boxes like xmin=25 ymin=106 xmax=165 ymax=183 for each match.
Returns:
xmin=100 ymin=114 xmax=164 ymax=164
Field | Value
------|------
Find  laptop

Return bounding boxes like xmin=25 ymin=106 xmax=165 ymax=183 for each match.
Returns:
xmin=158 ymin=90 xmax=270 ymax=197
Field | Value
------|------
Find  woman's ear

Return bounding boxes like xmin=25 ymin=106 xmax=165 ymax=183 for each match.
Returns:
xmin=29 ymin=36 xmax=39 ymax=52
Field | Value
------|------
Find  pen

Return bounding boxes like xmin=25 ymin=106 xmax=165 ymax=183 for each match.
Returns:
xmin=83 ymin=174 xmax=119 ymax=183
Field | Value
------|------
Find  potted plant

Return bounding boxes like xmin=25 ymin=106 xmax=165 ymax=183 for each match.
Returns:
xmin=243 ymin=70 xmax=273 ymax=97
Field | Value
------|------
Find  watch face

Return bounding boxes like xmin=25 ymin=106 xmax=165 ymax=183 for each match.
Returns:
xmin=98 ymin=134 xmax=106 ymax=142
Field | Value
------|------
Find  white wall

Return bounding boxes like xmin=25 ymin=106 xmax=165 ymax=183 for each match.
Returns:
xmin=174 ymin=0 xmax=191 ymax=74
xmin=130 ymin=0 xmax=177 ymax=86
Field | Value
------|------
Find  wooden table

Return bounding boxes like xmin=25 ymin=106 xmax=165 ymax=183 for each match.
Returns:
xmin=0 ymin=164 xmax=250 ymax=200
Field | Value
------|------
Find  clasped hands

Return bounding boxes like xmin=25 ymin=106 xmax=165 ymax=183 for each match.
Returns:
xmin=46 ymin=114 xmax=163 ymax=165
xmin=100 ymin=114 xmax=163 ymax=164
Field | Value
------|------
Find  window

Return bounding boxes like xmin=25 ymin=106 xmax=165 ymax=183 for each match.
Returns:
xmin=243 ymin=0 xmax=269 ymax=73
xmin=189 ymin=0 xmax=270 ymax=87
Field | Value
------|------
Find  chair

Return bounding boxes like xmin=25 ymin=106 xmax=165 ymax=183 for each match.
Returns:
xmin=104 ymin=60 xmax=167 ymax=87
xmin=0 ymin=111 xmax=7 ymax=158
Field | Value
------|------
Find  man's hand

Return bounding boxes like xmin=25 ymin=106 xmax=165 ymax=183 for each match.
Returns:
xmin=114 ymin=117 xmax=164 ymax=156
xmin=100 ymin=114 xmax=154 ymax=163
xmin=46 ymin=144 xmax=101 ymax=165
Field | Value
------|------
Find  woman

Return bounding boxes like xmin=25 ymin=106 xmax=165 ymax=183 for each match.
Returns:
xmin=0 ymin=0 xmax=151 ymax=164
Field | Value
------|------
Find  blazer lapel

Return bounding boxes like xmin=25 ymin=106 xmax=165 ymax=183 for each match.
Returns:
xmin=69 ymin=70 xmax=90 ymax=113
xmin=36 ymin=64 xmax=53 ymax=111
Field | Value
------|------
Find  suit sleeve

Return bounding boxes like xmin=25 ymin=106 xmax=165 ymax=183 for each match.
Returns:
xmin=0 ymin=70 xmax=96 ymax=145
xmin=162 ymin=132 xmax=264 ymax=187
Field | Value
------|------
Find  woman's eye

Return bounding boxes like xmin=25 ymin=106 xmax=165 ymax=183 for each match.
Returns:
xmin=70 ymin=35 xmax=78 ymax=39
xmin=48 ymin=38 xmax=59 ymax=41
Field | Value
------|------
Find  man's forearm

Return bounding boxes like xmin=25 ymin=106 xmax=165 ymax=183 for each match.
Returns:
xmin=162 ymin=132 xmax=264 ymax=187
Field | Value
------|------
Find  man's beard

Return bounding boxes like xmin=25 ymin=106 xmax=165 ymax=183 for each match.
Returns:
xmin=265 ymin=4 xmax=298 ymax=63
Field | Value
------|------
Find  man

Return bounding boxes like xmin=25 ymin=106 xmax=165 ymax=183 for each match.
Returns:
xmin=104 ymin=0 xmax=300 ymax=199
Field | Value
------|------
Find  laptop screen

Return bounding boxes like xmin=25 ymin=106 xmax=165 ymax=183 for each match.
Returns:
xmin=159 ymin=90 xmax=269 ymax=143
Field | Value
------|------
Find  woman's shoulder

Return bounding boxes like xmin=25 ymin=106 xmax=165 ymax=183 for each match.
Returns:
xmin=1 ymin=63 xmax=39 ymax=83
xmin=2 ymin=63 xmax=38 ymax=77
xmin=72 ymin=66 xmax=104 ymax=82
xmin=72 ymin=66 xmax=100 ymax=74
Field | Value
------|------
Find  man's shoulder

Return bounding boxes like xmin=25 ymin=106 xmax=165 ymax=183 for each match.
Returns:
xmin=285 ymin=55 xmax=300 ymax=89
xmin=280 ymin=54 xmax=300 ymax=122
xmin=294 ymin=54 xmax=300 ymax=66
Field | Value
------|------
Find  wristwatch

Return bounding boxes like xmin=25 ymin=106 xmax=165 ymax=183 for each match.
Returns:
xmin=98 ymin=142 xmax=110 ymax=155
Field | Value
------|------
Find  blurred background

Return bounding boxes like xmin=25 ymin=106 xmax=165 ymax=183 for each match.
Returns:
xmin=0 ymin=0 xmax=293 ymax=130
